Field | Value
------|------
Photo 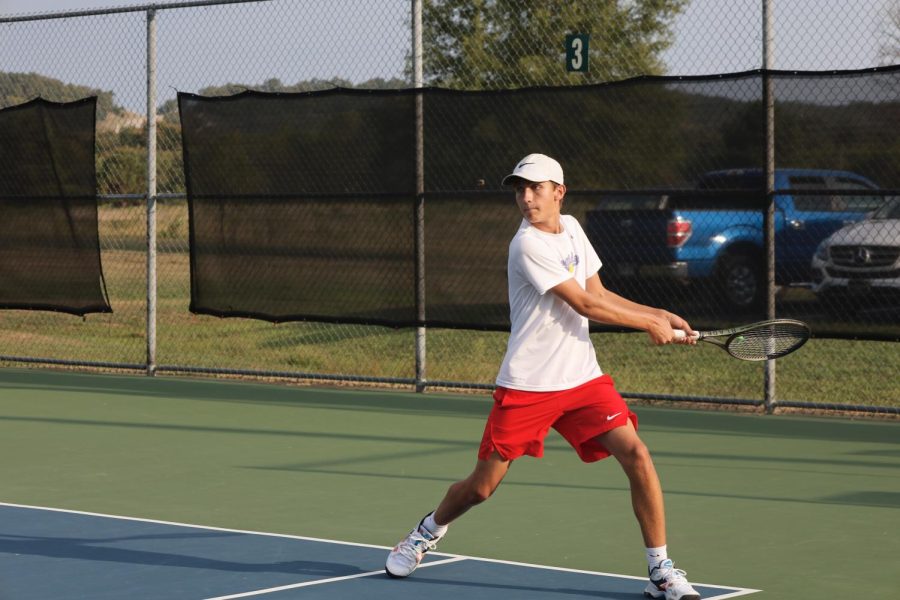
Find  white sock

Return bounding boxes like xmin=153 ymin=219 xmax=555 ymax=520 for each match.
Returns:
xmin=646 ymin=545 xmax=668 ymax=569
xmin=420 ymin=512 xmax=448 ymax=538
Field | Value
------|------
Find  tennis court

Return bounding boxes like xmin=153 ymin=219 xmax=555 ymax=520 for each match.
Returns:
xmin=0 ymin=367 xmax=896 ymax=598
xmin=0 ymin=503 xmax=756 ymax=599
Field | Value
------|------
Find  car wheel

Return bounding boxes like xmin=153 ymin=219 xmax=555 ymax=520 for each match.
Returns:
xmin=718 ymin=253 xmax=763 ymax=312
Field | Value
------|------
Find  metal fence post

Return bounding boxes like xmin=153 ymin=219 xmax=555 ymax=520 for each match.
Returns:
xmin=146 ymin=8 xmax=158 ymax=376
xmin=763 ymin=0 xmax=776 ymax=412
xmin=413 ymin=0 xmax=426 ymax=392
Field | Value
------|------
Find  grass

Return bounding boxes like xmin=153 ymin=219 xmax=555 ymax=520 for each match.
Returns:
xmin=1 ymin=201 xmax=898 ymax=409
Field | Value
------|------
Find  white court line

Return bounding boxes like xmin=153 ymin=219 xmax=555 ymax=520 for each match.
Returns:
xmin=203 ymin=557 xmax=468 ymax=600
xmin=0 ymin=501 xmax=423 ymax=554
xmin=0 ymin=502 xmax=761 ymax=599
xmin=453 ymin=555 xmax=761 ymax=597
xmin=693 ymin=591 xmax=762 ymax=600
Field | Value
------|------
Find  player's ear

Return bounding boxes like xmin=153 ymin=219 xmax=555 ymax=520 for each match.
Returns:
xmin=555 ymin=183 xmax=566 ymax=203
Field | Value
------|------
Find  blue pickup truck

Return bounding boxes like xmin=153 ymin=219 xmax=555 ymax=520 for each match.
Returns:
xmin=584 ymin=168 xmax=882 ymax=310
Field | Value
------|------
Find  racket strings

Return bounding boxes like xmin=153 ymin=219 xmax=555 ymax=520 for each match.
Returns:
xmin=725 ymin=324 xmax=809 ymax=360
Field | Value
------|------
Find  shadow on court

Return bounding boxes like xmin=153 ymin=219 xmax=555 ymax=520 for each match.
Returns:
xmin=0 ymin=534 xmax=365 ymax=576
xmin=0 ymin=368 xmax=896 ymax=444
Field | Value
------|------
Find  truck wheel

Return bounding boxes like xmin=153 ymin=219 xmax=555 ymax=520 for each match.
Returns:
xmin=718 ymin=253 xmax=763 ymax=311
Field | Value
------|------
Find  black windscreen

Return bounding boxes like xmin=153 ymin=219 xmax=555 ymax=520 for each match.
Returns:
xmin=0 ymin=97 xmax=110 ymax=315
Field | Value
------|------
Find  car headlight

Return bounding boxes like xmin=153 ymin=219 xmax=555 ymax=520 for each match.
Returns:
xmin=814 ymin=240 xmax=829 ymax=262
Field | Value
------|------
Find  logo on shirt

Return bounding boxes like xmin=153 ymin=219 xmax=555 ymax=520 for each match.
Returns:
xmin=561 ymin=252 xmax=580 ymax=273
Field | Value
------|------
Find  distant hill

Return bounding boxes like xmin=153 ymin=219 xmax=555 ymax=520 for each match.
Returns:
xmin=157 ymin=76 xmax=409 ymax=122
xmin=1 ymin=72 xmax=410 ymax=123
xmin=0 ymin=71 xmax=122 ymax=119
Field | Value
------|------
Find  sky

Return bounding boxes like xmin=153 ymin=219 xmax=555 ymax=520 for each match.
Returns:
xmin=0 ymin=0 xmax=894 ymax=113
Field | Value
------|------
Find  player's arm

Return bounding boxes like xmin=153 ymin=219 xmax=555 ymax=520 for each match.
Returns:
xmin=585 ymin=274 xmax=695 ymax=341
xmin=550 ymin=274 xmax=695 ymax=345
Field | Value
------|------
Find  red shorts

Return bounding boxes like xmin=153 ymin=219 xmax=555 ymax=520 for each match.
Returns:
xmin=478 ymin=375 xmax=637 ymax=463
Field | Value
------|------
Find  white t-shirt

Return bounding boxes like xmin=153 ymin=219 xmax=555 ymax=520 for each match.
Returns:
xmin=496 ymin=215 xmax=604 ymax=391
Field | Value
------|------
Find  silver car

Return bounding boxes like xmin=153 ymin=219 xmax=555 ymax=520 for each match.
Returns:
xmin=811 ymin=197 xmax=900 ymax=313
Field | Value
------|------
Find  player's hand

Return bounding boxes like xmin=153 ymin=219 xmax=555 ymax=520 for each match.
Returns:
xmin=646 ymin=314 xmax=678 ymax=345
xmin=663 ymin=310 xmax=696 ymax=345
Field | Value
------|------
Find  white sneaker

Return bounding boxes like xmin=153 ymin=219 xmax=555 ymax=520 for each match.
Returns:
xmin=644 ymin=559 xmax=701 ymax=600
xmin=385 ymin=517 xmax=441 ymax=578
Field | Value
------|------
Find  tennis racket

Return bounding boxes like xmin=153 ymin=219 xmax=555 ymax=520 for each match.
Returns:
xmin=673 ymin=318 xmax=810 ymax=361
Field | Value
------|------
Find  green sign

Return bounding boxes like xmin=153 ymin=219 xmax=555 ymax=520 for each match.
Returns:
xmin=565 ymin=34 xmax=590 ymax=73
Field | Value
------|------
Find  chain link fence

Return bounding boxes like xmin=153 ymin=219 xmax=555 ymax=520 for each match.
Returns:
xmin=0 ymin=0 xmax=898 ymax=414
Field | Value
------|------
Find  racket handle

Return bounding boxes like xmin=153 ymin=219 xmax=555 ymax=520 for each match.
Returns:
xmin=673 ymin=329 xmax=699 ymax=341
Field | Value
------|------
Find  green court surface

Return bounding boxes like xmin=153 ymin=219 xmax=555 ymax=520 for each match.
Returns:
xmin=0 ymin=367 xmax=896 ymax=599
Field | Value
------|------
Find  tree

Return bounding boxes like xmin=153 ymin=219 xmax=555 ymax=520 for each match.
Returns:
xmin=157 ymin=77 xmax=409 ymax=124
xmin=0 ymin=71 xmax=121 ymax=119
xmin=420 ymin=0 xmax=687 ymax=89
xmin=879 ymin=1 xmax=900 ymax=64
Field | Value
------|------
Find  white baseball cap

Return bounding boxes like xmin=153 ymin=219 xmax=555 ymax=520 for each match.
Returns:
xmin=501 ymin=153 xmax=564 ymax=186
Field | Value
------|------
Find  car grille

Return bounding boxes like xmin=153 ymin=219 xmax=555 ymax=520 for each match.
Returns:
xmin=830 ymin=245 xmax=900 ymax=268
xmin=826 ymin=267 xmax=900 ymax=279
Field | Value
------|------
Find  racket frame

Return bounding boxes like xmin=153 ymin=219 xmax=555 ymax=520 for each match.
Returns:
xmin=674 ymin=318 xmax=810 ymax=361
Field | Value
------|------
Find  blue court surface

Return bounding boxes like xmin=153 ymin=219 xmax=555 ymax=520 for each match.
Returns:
xmin=0 ymin=502 xmax=759 ymax=599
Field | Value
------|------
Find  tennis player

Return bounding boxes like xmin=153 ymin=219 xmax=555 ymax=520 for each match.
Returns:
xmin=386 ymin=153 xmax=701 ymax=600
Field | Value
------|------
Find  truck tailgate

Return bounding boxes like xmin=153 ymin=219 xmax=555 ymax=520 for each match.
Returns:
xmin=584 ymin=208 xmax=676 ymax=275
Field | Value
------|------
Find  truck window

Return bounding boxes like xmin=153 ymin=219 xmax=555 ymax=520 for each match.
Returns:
xmin=669 ymin=193 xmax=760 ymax=210
xmin=691 ymin=172 xmax=763 ymax=210
xmin=873 ymin=197 xmax=900 ymax=219
xmin=831 ymin=177 xmax=883 ymax=212
xmin=697 ymin=172 xmax=763 ymax=190
xmin=789 ymin=176 xmax=831 ymax=211
xmin=598 ymin=195 xmax=668 ymax=210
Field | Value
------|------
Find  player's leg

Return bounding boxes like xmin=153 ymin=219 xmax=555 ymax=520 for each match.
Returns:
xmin=387 ymin=386 xmax=558 ymax=579
xmin=596 ymin=423 xmax=700 ymax=600
xmin=434 ymin=450 xmax=511 ymax=524
xmin=385 ymin=452 xmax=510 ymax=578
xmin=548 ymin=378 xmax=663 ymax=546
xmin=596 ymin=421 xmax=665 ymax=546
xmin=551 ymin=377 xmax=699 ymax=600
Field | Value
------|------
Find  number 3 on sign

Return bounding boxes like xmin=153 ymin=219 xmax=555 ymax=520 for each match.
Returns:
xmin=565 ymin=34 xmax=590 ymax=73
